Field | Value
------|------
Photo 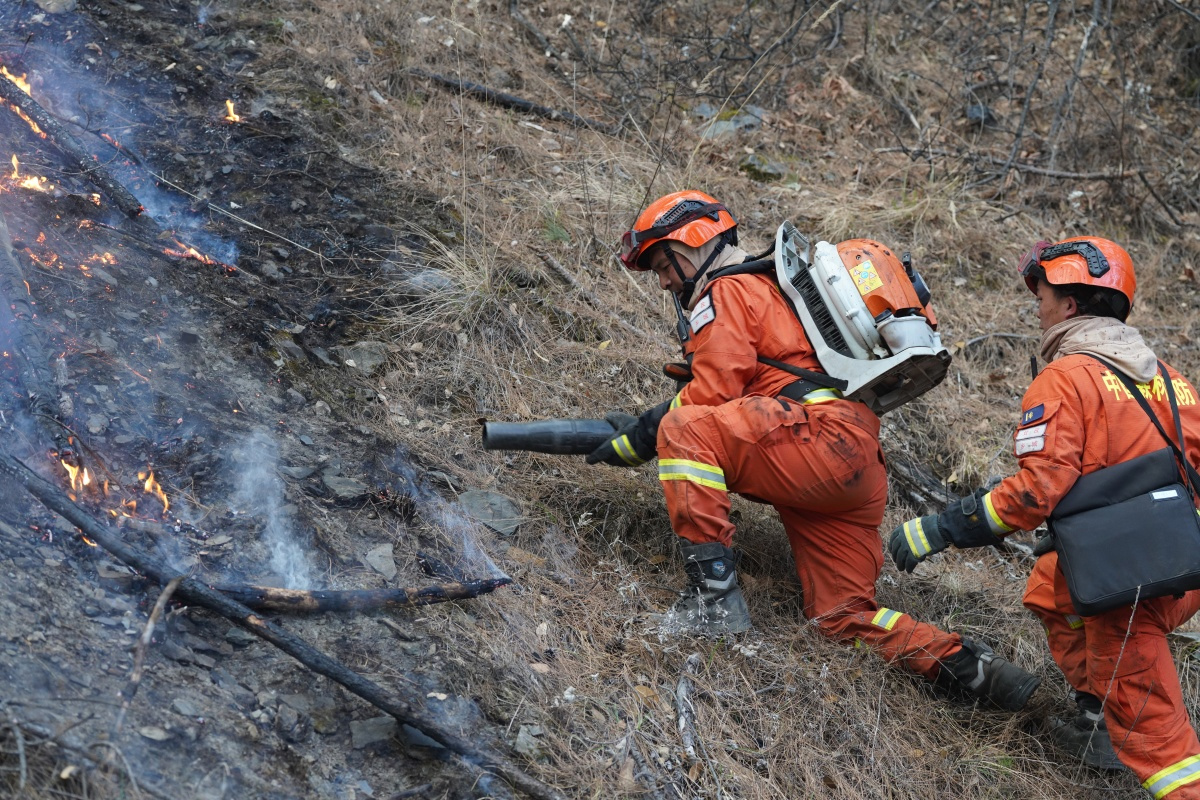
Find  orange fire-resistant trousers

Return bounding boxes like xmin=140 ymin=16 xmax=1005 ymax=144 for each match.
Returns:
xmin=657 ymin=394 xmax=962 ymax=678
xmin=1025 ymin=553 xmax=1200 ymax=797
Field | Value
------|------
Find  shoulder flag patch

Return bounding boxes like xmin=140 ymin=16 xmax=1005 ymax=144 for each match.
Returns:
xmin=1020 ymin=404 xmax=1044 ymax=426
xmin=690 ymin=294 xmax=716 ymax=333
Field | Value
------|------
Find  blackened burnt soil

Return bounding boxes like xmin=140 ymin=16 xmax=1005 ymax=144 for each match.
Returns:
xmin=0 ymin=4 xmax=514 ymax=799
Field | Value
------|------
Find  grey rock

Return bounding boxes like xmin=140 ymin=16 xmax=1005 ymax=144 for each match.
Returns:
xmin=396 ymin=268 xmax=456 ymax=298
xmin=225 ymin=627 xmax=258 ymax=648
xmin=363 ymin=543 xmax=396 ymax=580
xmin=738 ymin=153 xmax=786 ymax=182
xmin=513 ymin=724 xmax=544 ymax=757
xmin=399 ymin=723 xmax=444 ymax=750
xmin=322 ymin=474 xmax=368 ymax=500
xmin=86 ymin=414 xmax=109 ymax=435
xmin=331 ymin=341 xmax=393 ymax=375
xmin=286 ymin=388 xmax=307 ymax=408
xmin=278 ymin=465 xmax=317 ymax=480
xmin=350 ymin=716 xmax=397 ymax=749
xmin=459 ymin=489 xmax=523 ymax=536
xmin=172 ymin=698 xmax=204 ymax=717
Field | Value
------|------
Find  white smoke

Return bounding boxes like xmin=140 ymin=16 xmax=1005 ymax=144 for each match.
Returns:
xmin=232 ymin=428 xmax=313 ymax=588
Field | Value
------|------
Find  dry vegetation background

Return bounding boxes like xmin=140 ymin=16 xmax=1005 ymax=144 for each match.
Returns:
xmin=11 ymin=0 xmax=1200 ymax=798
xmin=216 ymin=0 xmax=1200 ymax=797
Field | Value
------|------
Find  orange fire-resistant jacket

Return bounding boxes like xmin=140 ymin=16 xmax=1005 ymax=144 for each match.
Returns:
xmin=656 ymin=271 xmax=963 ymax=678
xmin=986 ymin=354 xmax=1200 ymax=797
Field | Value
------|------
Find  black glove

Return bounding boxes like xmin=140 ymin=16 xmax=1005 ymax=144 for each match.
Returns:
xmin=585 ymin=411 xmax=656 ymax=467
xmin=888 ymin=515 xmax=949 ymax=573
xmin=889 ymin=489 xmax=1005 ymax=573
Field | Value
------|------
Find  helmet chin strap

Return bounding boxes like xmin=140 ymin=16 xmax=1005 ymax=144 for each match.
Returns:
xmin=671 ymin=234 xmax=732 ymax=307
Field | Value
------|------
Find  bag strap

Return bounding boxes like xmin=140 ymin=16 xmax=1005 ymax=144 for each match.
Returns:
xmin=1086 ymin=355 xmax=1200 ymax=498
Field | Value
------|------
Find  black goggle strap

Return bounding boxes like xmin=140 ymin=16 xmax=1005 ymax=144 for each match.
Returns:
xmin=678 ymin=231 xmax=734 ymax=307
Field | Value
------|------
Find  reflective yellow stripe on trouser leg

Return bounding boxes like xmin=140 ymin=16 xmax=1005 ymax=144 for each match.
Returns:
xmin=1143 ymin=754 xmax=1200 ymax=798
xmin=658 ymin=459 xmax=727 ymax=491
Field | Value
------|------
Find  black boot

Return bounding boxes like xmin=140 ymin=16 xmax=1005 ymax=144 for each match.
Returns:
xmin=650 ymin=540 xmax=752 ymax=636
xmin=942 ymin=638 xmax=1040 ymax=711
xmin=1050 ymin=692 xmax=1126 ymax=771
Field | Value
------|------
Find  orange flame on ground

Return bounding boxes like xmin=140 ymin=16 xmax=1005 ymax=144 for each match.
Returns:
xmin=8 ymin=155 xmax=52 ymax=192
xmin=224 ymin=99 xmax=241 ymax=122
xmin=139 ymin=471 xmax=169 ymax=515
xmin=0 ymin=68 xmax=45 ymax=138
xmin=163 ymin=239 xmax=218 ymax=265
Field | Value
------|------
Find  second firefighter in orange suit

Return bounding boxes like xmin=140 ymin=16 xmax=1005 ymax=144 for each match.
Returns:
xmin=890 ymin=236 xmax=1200 ymax=796
xmin=589 ymin=190 xmax=1040 ymax=711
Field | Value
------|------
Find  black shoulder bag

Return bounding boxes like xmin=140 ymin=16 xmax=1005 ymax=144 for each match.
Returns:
xmin=1047 ymin=357 xmax=1200 ymax=616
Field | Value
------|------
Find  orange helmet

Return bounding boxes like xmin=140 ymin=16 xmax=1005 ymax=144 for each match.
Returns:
xmin=618 ymin=190 xmax=737 ymax=271
xmin=1017 ymin=236 xmax=1135 ymax=320
xmin=835 ymin=239 xmax=939 ymax=328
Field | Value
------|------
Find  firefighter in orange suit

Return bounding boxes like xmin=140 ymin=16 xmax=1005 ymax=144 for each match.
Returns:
xmin=890 ymin=236 xmax=1200 ymax=795
xmin=588 ymin=190 xmax=1039 ymax=711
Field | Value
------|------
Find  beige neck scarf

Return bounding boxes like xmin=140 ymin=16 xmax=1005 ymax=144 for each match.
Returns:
xmin=1039 ymin=316 xmax=1158 ymax=383
xmin=667 ymin=240 xmax=753 ymax=310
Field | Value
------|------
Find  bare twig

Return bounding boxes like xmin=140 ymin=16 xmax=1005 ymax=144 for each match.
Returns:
xmin=1047 ymin=0 xmax=1103 ymax=168
xmin=537 ymin=251 xmax=658 ymax=341
xmin=509 ymin=0 xmax=555 ymax=57
xmin=112 ymin=577 xmax=184 ymax=735
xmin=1138 ymin=170 xmax=1187 ymax=228
xmin=675 ymin=653 xmax=702 ymax=763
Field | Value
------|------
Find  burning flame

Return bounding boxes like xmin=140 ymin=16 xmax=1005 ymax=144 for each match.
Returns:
xmin=7 ymin=155 xmax=52 ymax=193
xmin=164 ymin=239 xmax=218 ymax=265
xmin=0 ymin=68 xmax=45 ymax=138
xmin=61 ymin=459 xmax=92 ymax=491
xmin=224 ymin=100 xmax=241 ymax=123
xmin=139 ymin=471 xmax=169 ymax=515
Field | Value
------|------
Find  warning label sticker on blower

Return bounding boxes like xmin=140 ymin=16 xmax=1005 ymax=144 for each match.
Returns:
xmin=849 ymin=259 xmax=883 ymax=295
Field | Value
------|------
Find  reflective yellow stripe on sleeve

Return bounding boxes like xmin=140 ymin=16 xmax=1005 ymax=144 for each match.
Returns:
xmin=612 ymin=435 xmax=645 ymax=466
xmin=982 ymin=491 xmax=1015 ymax=534
xmin=658 ymin=459 xmax=727 ymax=491
xmin=871 ymin=607 xmax=903 ymax=631
xmin=670 ymin=392 xmax=683 ymax=410
xmin=1143 ymin=753 xmax=1200 ymax=798
xmin=903 ymin=518 xmax=933 ymax=557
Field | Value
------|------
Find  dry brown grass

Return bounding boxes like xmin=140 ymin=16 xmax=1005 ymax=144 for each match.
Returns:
xmin=235 ymin=1 xmax=1200 ymax=798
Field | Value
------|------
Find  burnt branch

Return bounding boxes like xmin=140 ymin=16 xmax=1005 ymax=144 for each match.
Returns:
xmin=0 ymin=72 xmax=142 ymax=217
xmin=212 ymin=579 xmax=512 ymax=613
xmin=0 ymin=448 xmax=565 ymax=800
xmin=408 ymin=68 xmax=620 ymax=136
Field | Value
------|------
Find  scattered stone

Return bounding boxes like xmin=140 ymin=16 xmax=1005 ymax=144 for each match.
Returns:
xmin=399 ymin=723 xmax=444 ymax=750
xmin=513 ymin=724 xmax=544 ymax=758
xmin=225 ymin=627 xmax=258 ymax=648
xmin=307 ymin=346 xmax=337 ymax=367
xmin=278 ymin=465 xmax=317 ymax=480
xmin=331 ymin=341 xmax=393 ymax=375
xmin=36 ymin=0 xmax=77 ymax=12
xmin=298 ymin=434 xmax=314 ymax=446
xmin=322 ymin=473 xmax=369 ymax=501
xmin=397 ymin=268 xmax=456 ymax=298
xmin=179 ymin=328 xmax=201 ymax=345
xmin=172 ymin=698 xmax=203 ymax=717
xmin=286 ymin=388 xmax=307 ymax=408
xmin=363 ymin=543 xmax=396 ymax=580
xmin=90 ymin=330 xmax=119 ymax=353
xmin=90 ymin=267 xmax=120 ymax=287
xmin=86 ymin=413 xmax=108 ymax=434
xmin=350 ymin=716 xmax=397 ymax=749
xmin=738 ymin=153 xmax=786 ymax=182
xmin=276 ymin=702 xmax=312 ymax=743
xmin=693 ymin=102 xmax=765 ymax=139
xmin=458 ymin=490 xmax=523 ymax=536
xmin=138 ymin=726 xmax=173 ymax=742
xmin=312 ymin=400 xmax=332 ymax=416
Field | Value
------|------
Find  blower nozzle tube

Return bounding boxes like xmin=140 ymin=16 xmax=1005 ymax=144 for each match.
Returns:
xmin=481 ymin=418 xmax=615 ymax=455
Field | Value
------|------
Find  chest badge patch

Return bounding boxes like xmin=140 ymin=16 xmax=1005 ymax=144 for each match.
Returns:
xmin=690 ymin=294 xmax=716 ymax=333
xmin=848 ymin=259 xmax=883 ymax=296
xmin=1020 ymin=404 xmax=1045 ymax=426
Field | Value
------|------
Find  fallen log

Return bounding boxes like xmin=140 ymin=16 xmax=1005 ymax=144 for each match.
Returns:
xmin=408 ymin=67 xmax=619 ymax=135
xmin=0 ymin=71 xmax=143 ymax=217
xmin=213 ymin=579 xmax=511 ymax=612
xmin=0 ymin=448 xmax=565 ymax=800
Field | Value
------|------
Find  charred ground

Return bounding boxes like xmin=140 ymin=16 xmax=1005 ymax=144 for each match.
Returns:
xmin=2 ymin=1 xmax=1200 ymax=800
